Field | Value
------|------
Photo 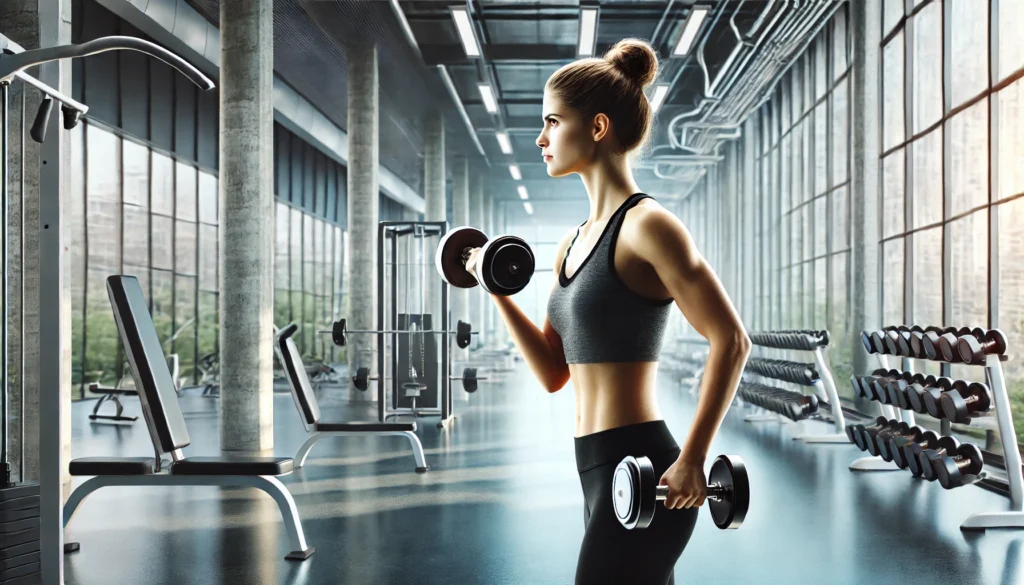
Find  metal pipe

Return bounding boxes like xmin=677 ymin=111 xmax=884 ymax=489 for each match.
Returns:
xmin=13 ymin=72 xmax=88 ymax=116
xmin=437 ymin=65 xmax=488 ymax=161
xmin=0 ymin=36 xmax=213 ymax=90
xmin=0 ymin=81 xmax=8 ymax=485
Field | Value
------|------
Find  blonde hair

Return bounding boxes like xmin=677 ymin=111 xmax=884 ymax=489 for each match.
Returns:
xmin=545 ymin=38 xmax=659 ymax=154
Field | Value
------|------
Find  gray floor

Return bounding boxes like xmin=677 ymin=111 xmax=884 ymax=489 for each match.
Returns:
xmin=63 ymin=361 xmax=1023 ymax=585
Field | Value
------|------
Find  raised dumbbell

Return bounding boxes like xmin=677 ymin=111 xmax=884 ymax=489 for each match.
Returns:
xmin=435 ymin=227 xmax=536 ymax=296
xmin=931 ymin=443 xmax=985 ymax=489
xmin=917 ymin=436 xmax=963 ymax=481
xmin=891 ymin=430 xmax=939 ymax=469
xmin=613 ymin=454 xmax=749 ymax=530
xmin=903 ymin=434 xmax=956 ymax=477
xmin=939 ymin=381 xmax=991 ymax=424
xmin=957 ymin=329 xmax=1007 ymax=366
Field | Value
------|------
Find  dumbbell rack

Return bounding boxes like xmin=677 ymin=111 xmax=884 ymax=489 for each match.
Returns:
xmin=848 ymin=349 xmax=918 ymax=473
xmin=742 ymin=331 xmax=846 ymax=443
xmin=855 ymin=326 xmax=1024 ymax=530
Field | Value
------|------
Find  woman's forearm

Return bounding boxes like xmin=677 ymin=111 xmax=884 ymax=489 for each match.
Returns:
xmin=490 ymin=294 xmax=568 ymax=392
xmin=678 ymin=333 xmax=751 ymax=464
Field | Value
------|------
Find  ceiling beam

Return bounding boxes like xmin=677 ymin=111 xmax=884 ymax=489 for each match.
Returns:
xmin=421 ymin=43 xmax=577 ymax=65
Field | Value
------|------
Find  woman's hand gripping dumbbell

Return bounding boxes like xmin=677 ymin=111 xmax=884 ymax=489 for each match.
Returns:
xmin=435 ymin=227 xmax=536 ymax=296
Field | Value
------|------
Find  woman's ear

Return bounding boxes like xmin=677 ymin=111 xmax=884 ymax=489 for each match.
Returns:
xmin=592 ymin=113 xmax=610 ymax=142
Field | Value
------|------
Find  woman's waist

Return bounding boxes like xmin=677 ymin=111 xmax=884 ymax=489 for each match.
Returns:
xmin=573 ymin=419 xmax=679 ymax=472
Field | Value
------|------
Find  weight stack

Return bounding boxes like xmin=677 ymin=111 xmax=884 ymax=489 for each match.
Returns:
xmin=0 ymin=484 xmax=40 ymax=584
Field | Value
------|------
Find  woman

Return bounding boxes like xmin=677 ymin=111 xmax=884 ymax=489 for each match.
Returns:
xmin=467 ymin=38 xmax=750 ymax=585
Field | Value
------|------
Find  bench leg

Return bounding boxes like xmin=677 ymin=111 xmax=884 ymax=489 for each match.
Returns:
xmin=247 ymin=475 xmax=315 ymax=561
xmin=403 ymin=431 xmax=428 ymax=473
xmin=63 ymin=476 xmax=110 ymax=528
xmin=294 ymin=432 xmax=325 ymax=469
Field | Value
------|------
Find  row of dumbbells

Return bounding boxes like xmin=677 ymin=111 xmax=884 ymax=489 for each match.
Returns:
xmin=745 ymin=358 xmax=820 ymax=386
xmin=748 ymin=330 xmax=830 ymax=351
xmin=845 ymin=417 xmax=985 ymax=489
xmin=861 ymin=325 xmax=1007 ymax=365
xmin=738 ymin=382 xmax=819 ymax=421
xmin=851 ymin=369 xmax=992 ymax=423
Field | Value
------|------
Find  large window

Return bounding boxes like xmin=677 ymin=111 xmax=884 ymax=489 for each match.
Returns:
xmin=881 ymin=0 xmax=1024 ymax=446
xmin=69 ymin=122 xmax=349 ymax=397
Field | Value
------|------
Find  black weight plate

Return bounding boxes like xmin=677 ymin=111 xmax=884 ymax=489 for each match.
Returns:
xmin=479 ymin=236 xmax=535 ymax=295
xmin=612 ymin=456 xmax=657 ymax=530
xmin=435 ymin=227 xmax=488 ymax=289
xmin=709 ymin=455 xmax=748 ymax=529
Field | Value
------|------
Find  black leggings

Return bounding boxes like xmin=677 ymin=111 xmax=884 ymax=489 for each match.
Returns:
xmin=574 ymin=420 xmax=698 ymax=585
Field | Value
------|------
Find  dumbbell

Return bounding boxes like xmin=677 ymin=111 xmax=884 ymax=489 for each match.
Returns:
xmin=890 ymin=429 xmax=939 ymax=469
xmin=906 ymin=376 xmax=952 ymax=414
xmin=849 ymin=417 xmax=897 ymax=452
xmin=917 ymin=436 xmax=963 ymax=481
xmin=905 ymin=436 xmax=958 ymax=477
xmin=875 ymin=423 xmax=924 ymax=462
xmin=435 ymin=227 xmax=536 ymax=295
xmin=864 ymin=326 xmax=899 ymax=354
xmin=939 ymin=381 xmax=991 ymax=424
xmin=613 ymin=454 xmax=749 ymax=530
xmin=957 ymin=329 xmax=1008 ymax=365
xmin=868 ymin=422 xmax=911 ymax=458
xmin=910 ymin=326 xmax=942 ymax=358
xmin=924 ymin=327 xmax=978 ymax=363
xmin=883 ymin=326 xmax=916 ymax=356
xmin=884 ymin=373 xmax=924 ymax=410
xmin=922 ymin=379 xmax=980 ymax=419
xmin=930 ymin=443 xmax=985 ymax=489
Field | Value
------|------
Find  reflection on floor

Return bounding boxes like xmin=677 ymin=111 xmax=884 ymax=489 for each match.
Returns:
xmin=64 ymin=362 xmax=1022 ymax=585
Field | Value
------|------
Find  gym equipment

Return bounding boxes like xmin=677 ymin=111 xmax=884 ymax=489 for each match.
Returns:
xmin=845 ymin=416 xmax=887 ymax=450
xmin=451 ymin=367 xmax=487 ymax=393
xmin=612 ymin=455 xmax=748 ymax=530
xmin=923 ymin=327 xmax=974 ymax=363
xmin=739 ymin=383 xmax=818 ymax=421
xmin=875 ymin=424 xmax=926 ymax=462
xmin=435 ymin=227 xmax=536 ymax=295
xmin=2 ymin=36 xmax=214 ymax=575
xmin=327 ymin=318 xmax=477 ymax=350
xmin=891 ymin=430 xmax=939 ymax=469
xmin=87 ymin=380 xmax=138 ymax=425
xmin=922 ymin=379 xmax=979 ymax=419
xmin=905 ymin=436 xmax=959 ymax=478
xmin=906 ymin=377 xmax=953 ymax=414
xmin=957 ymin=329 xmax=1008 ymax=365
xmin=864 ymin=421 xmax=909 ymax=458
xmin=939 ymin=382 xmax=992 ymax=424
xmin=931 ymin=443 xmax=985 ymax=489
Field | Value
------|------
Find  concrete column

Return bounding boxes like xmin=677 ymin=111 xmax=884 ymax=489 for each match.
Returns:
xmin=451 ymin=158 xmax=470 ymax=359
xmin=344 ymin=42 xmax=380 ymax=402
xmin=0 ymin=0 xmax=73 ymax=500
xmin=483 ymin=191 xmax=493 ymax=347
xmin=850 ymin=0 xmax=881 ymax=377
xmin=423 ymin=113 xmax=445 ymax=325
xmin=219 ymin=0 xmax=275 ymax=450
xmin=469 ymin=171 xmax=485 ymax=348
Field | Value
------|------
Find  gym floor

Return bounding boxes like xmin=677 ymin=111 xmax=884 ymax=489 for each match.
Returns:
xmin=64 ymin=362 xmax=1021 ymax=585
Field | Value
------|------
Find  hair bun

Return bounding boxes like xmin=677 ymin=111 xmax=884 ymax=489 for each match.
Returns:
xmin=604 ymin=38 xmax=659 ymax=88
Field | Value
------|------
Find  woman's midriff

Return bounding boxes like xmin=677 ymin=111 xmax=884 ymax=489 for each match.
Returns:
xmin=570 ymin=361 xmax=663 ymax=437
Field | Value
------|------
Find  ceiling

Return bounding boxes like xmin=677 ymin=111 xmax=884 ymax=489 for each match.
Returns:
xmin=186 ymin=0 xmax=837 ymax=225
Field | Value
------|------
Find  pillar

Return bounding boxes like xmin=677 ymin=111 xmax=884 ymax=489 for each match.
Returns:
xmin=345 ymin=42 xmax=380 ymax=402
xmin=483 ymin=190 xmax=494 ymax=347
xmin=219 ymin=0 xmax=275 ymax=449
xmin=850 ymin=0 xmax=881 ymax=377
xmin=451 ymin=158 xmax=470 ymax=358
xmin=423 ymin=113 xmax=445 ymax=326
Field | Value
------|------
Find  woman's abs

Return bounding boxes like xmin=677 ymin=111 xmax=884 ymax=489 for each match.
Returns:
xmin=571 ymin=361 xmax=663 ymax=437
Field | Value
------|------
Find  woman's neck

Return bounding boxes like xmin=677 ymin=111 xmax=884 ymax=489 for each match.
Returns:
xmin=577 ymin=154 xmax=643 ymax=224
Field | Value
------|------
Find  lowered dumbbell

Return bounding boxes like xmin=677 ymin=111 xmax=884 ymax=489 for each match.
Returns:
xmin=867 ymin=422 xmax=910 ymax=458
xmin=875 ymin=424 xmax=925 ymax=462
xmin=849 ymin=417 xmax=896 ymax=452
xmin=930 ymin=443 xmax=985 ymax=489
xmin=939 ymin=381 xmax=991 ymax=424
xmin=906 ymin=376 xmax=952 ymax=414
xmin=436 ymin=227 xmax=536 ymax=296
xmin=905 ymin=435 xmax=959 ymax=478
xmin=891 ymin=430 xmax=939 ymax=469
xmin=613 ymin=454 xmax=749 ymax=531
xmin=917 ymin=436 xmax=963 ymax=481
xmin=957 ymin=329 xmax=1008 ymax=366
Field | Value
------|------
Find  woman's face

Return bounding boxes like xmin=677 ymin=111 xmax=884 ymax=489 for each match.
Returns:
xmin=535 ymin=90 xmax=596 ymax=178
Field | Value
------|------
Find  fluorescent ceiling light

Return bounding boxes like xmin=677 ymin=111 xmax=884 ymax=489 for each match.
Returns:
xmin=451 ymin=7 xmax=481 ymax=57
xmin=673 ymin=6 xmax=709 ymax=57
xmin=523 ymin=201 xmax=534 ymax=215
xmin=496 ymin=132 xmax=512 ymax=154
xmin=577 ymin=7 xmax=599 ymax=57
xmin=508 ymin=164 xmax=522 ymax=180
xmin=650 ymin=84 xmax=670 ymax=113
xmin=517 ymin=186 xmax=529 ymax=200
xmin=478 ymin=84 xmax=498 ymax=113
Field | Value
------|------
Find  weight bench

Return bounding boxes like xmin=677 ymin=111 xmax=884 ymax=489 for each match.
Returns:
xmin=87 ymin=382 xmax=138 ymax=424
xmin=274 ymin=323 xmax=429 ymax=473
xmin=64 ymin=276 xmax=315 ymax=561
